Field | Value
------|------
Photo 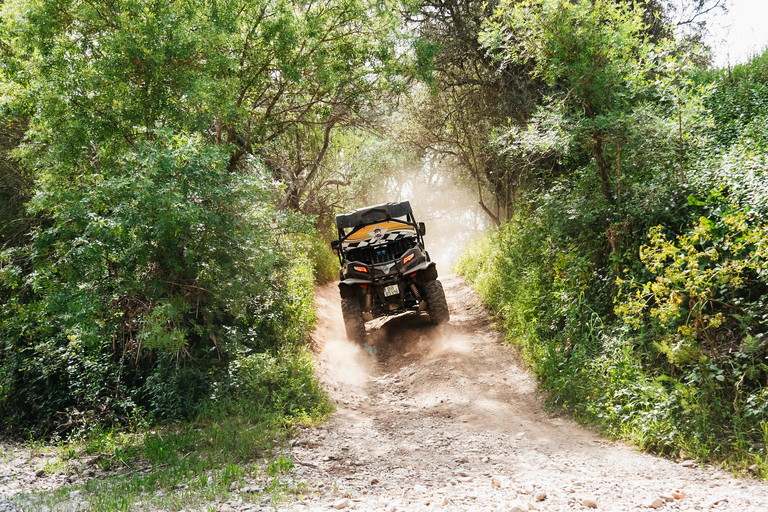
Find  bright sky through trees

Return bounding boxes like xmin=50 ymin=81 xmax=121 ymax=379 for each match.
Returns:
xmin=705 ymin=0 xmax=768 ymax=67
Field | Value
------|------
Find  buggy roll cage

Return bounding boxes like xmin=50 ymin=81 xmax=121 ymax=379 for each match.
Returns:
xmin=331 ymin=201 xmax=426 ymax=264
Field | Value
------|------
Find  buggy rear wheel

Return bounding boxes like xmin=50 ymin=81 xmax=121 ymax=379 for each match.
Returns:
xmin=341 ymin=297 xmax=366 ymax=342
xmin=424 ymin=279 xmax=450 ymax=325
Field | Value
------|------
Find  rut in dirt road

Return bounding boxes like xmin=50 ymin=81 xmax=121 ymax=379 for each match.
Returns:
xmin=286 ymin=274 xmax=768 ymax=512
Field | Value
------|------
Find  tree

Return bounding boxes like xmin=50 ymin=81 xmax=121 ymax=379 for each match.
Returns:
xmin=667 ymin=0 xmax=726 ymax=28
xmin=397 ymin=0 xmax=542 ymax=227
xmin=2 ymin=0 xmax=404 ymax=205
xmin=482 ymin=0 xmax=658 ymax=204
xmin=0 ymin=0 xmax=405 ymax=431
xmin=395 ymin=84 xmax=512 ymax=227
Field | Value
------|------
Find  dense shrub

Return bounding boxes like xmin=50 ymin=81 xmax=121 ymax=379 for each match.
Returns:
xmin=701 ymin=50 xmax=768 ymax=149
xmin=0 ymin=0 xmax=343 ymax=436
xmin=207 ymin=348 xmax=332 ymax=422
xmin=459 ymin=201 xmax=768 ymax=464
xmin=0 ymin=131 xmax=321 ymax=435
xmin=459 ymin=48 xmax=768 ymax=469
xmin=300 ymin=233 xmax=340 ymax=285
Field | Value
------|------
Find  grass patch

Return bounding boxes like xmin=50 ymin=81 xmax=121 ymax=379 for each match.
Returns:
xmin=14 ymin=413 xmax=323 ymax=512
xmin=12 ymin=349 xmax=333 ymax=511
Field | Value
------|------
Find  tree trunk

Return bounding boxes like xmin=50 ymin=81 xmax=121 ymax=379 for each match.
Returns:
xmin=592 ymin=135 xmax=614 ymax=203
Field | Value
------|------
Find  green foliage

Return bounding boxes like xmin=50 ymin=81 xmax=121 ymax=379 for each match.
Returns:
xmin=267 ymin=455 xmax=295 ymax=476
xmin=0 ymin=117 xmax=32 ymax=249
xmin=297 ymin=233 xmax=339 ymax=285
xmin=690 ymin=115 xmax=768 ymax=215
xmin=617 ymin=206 xmax=768 ymax=355
xmin=700 ymin=50 xmax=768 ymax=148
xmin=614 ymin=203 xmax=768 ymax=454
xmin=483 ymin=0 xmax=648 ymax=97
xmin=0 ymin=125 xmax=323 ymax=433
xmin=208 ymin=348 xmax=332 ymax=421
xmin=0 ymin=0 xmax=378 ymax=434
xmin=482 ymin=0 xmax=657 ymax=201
xmin=459 ymin=46 xmax=768 ymax=470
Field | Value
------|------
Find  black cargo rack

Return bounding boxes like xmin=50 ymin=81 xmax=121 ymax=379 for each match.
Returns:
xmin=335 ymin=201 xmax=413 ymax=232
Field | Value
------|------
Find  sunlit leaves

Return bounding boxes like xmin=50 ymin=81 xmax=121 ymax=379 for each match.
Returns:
xmin=482 ymin=0 xmax=648 ymax=101
xmin=481 ymin=0 xmax=689 ymax=202
xmin=617 ymin=208 xmax=768 ymax=356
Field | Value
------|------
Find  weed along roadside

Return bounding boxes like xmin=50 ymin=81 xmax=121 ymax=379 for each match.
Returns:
xmin=1 ymin=350 xmax=333 ymax=511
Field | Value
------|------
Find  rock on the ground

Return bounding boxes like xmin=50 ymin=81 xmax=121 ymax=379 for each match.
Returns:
xmin=333 ymin=498 xmax=351 ymax=510
xmin=582 ymin=497 xmax=598 ymax=508
xmin=0 ymin=499 xmax=20 ymax=512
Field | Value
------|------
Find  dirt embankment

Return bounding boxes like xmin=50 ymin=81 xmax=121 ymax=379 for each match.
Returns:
xmin=287 ymin=274 xmax=768 ymax=512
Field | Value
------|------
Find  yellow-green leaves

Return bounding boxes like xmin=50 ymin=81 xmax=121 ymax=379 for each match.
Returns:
xmin=617 ymin=208 xmax=768 ymax=355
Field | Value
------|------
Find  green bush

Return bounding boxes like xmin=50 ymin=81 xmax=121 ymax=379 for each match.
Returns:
xmin=300 ymin=233 xmax=339 ymax=285
xmin=207 ymin=349 xmax=332 ymax=421
xmin=614 ymin=203 xmax=768 ymax=454
xmin=0 ymin=131 xmax=322 ymax=435
xmin=459 ymin=198 xmax=768 ymax=464
xmin=701 ymin=50 xmax=768 ymax=148
xmin=458 ymin=49 xmax=768 ymax=471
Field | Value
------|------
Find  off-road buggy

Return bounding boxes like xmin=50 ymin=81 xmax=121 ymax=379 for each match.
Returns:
xmin=331 ymin=201 xmax=449 ymax=342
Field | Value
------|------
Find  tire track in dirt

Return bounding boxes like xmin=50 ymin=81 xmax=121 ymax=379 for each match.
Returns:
xmin=287 ymin=274 xmax=768 ymax=511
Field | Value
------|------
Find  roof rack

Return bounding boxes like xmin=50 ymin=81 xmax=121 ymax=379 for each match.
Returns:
xmin=335 ymin=201 xmax=412 ymax=230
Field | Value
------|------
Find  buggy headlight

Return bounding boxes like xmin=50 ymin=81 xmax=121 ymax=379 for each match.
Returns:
xmin=402 ymin=253 xmax=415 ymax=265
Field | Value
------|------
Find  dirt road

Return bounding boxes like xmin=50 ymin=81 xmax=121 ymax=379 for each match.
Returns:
xmin=287 ymin=274 xmax=768 ymax=512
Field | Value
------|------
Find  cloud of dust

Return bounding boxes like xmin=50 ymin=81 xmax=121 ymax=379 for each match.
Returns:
xmin=425 ymin=326 xmax=474 ymax=357
xmin=406 ymin=169 xmax=490 ymax=275
xmin=321 ymin=336 xmax=375 ymax=388
xmin=313 ymin=288 xmax=375 ymax=389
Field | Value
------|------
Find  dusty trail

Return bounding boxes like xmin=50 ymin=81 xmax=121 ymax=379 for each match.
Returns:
xmin=287 ymin=275 xmax=768 ymax=512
